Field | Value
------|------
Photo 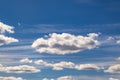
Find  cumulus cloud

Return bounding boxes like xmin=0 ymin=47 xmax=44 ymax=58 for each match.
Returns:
xmin=34 ymin=59 xmax=100 ymax=71
xmin=51 ymin=61 xmax=75 ymax=70
xmin=75 ymin=64 xmax=100 ymax=70
xmin=0 ymin=22 xmax=18 ymax=46
xmin=0 ymin=35 xmax=18 ymax=46
xmin=20 ymin=58 xmax=32 ymax=63
xmin=32 ymin=33 xmax=100 ymax=54
xmin=109 ymin=77 xmax=119 ymax=80
xmin=0 ymin=76 xmax=24 ymax=80
xmin=0 ymin=65 xmax=40 ymax=73
xmin=0 ymin=22 xmax=14 ymax=34
xmin=35 ymin=60 xmax=75 ymax=70
xmin=104 ymin=64 xmax=120 ymax=73
xmin=34 ymin=59 xmax=47 ymax=65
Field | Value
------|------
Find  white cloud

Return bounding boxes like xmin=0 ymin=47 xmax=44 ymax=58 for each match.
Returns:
xmin=20 ymin=58 xmax=32 ymax=63
xmin=42 ymin=75 xmax=108 ymax=80
xmin=109 ymin=77 xmax=119 ymax=80
xmin=0 ymin=76 xmax=24 ymax=80
xmin=57 ymin=76 xmax=72 ymax=80
xmin=75 ymin=64 xmax=100 ymax=70
xmin=42 ymin=76 xmax=72 ymax=80
xmin=0 ymin=22 xmax=14 ymax=34
xmin=34 ymin=59 xmax=47 ymax=65
xmin=32 ymin=33 xmax=100 ymax=54
xmin=116 ymin=40 xmax=120 ymax=44
xmin=104 ymin=64 xmax=120 ymax=73
xmin=0 ymin=35 xmax=18 ymax=46
xmin=0 ymin=65 xmax=40 ymax=73
xmin=42 ymin=78 xmax=49 ymax=80
xmin=34 ymin=59 xmax=100 ymax=71
xmin=42 ymin=78 xmax=54 ymax=80
xmin=35 ymin=60 xmax=75 ymax=70
xmin=51 ymin=61 xmax=75 ymax=70
xmin=0 ymin=22 xmax=18 ymax=46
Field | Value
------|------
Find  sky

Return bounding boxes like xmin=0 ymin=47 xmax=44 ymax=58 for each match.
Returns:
xmin=0 ymin=0 xmax=120 ymax=80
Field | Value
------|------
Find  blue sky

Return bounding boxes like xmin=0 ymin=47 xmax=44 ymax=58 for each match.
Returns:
xmin=0 ymin=0 xmax=120 ymax=80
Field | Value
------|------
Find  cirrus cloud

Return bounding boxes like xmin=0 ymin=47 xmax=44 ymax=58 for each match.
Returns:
xmin=32 ymin=33 xmax=100 ymax=54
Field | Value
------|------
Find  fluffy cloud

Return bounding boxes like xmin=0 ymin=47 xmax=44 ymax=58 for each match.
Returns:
xmin=32 ymin=33 xmax=100 ymax=54
xmin=109 ymin=77 xmax=119 ymax=80
xmin=0 ymin=76 xmax=24 ymax=80
xmin=0 ymin=65 xmax=40 ymax=73
xmin=0 ymin=22 xmax=18 ymax=46
xmin=34 ymin=60 xmax=75 ymax=70
xmin=0 ymin=22 xmax=14 ymax=34
xmin=51 ymin=61 xmax=75 ymax=70
xmin=104 ymin=64 xmax=120 ymax=73
xmin=75 ymin=64 xmax=100 ymax=70
xmin=20 ymin=58 xmax=32 ymax=63
xmin=34 ymin=59 xmax=47 ymax=65
xmin=0 ymin=35 xmax=18 ymax=46
xmin=34 ymin=59 xmax=100 ymax=71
